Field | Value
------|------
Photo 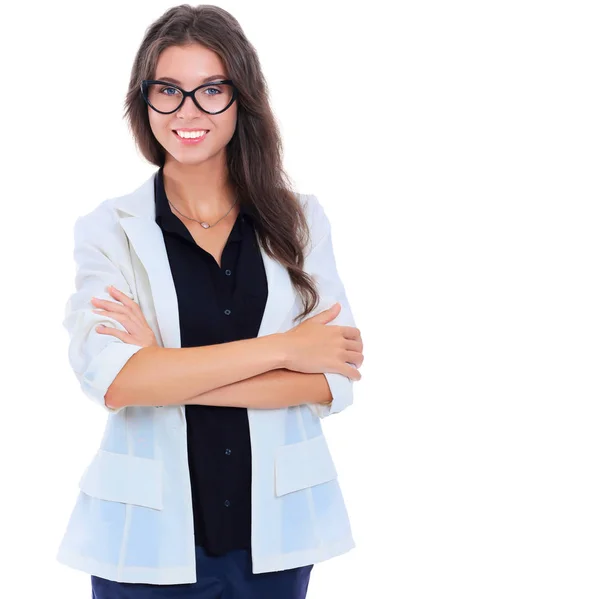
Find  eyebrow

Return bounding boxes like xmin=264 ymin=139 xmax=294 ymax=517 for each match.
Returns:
xmin=155 ymin=74 xmax=228 ymax=85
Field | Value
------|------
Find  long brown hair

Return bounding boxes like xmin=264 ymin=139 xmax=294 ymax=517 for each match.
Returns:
xmin=124 ymin=4 xmax=320 ymax=323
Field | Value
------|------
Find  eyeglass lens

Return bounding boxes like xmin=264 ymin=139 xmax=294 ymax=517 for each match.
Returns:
xmin=146 ymin=82 xmax=234 ymax=113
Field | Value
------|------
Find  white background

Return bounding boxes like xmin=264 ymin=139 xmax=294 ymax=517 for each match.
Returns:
xmin=1 ymin=1 xmax=599 ymax=597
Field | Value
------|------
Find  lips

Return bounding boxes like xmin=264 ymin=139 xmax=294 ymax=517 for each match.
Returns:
xmin=173 ymin=129 xmax=209 ymax=137
xmin=172 ymin=129 xmax=210 ymax=144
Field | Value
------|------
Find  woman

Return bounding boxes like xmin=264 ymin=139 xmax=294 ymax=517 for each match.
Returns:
xmin=56 ymin=5 xmax=363 ymax=598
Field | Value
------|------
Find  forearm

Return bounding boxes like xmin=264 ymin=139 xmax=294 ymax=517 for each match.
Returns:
xmin=106 ymin=334 xmax=287 ymax=410
xmin=186 ymin=368 xmax=333 ymax=410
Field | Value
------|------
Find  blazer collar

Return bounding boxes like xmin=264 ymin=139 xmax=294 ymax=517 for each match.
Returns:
xmin=112 ymin=172 xmax=156 ymax=219
xmin=111 ymin=170 xmax=296 ymax=348
xmin=113 ymin=170 xmax=254 ymax=221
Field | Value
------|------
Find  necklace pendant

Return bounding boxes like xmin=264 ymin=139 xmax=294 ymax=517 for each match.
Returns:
xmin=200 ymin=222 xmax=210 ymax=229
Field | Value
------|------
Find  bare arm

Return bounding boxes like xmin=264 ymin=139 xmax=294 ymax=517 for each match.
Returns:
xmin=184 ymin=368 xmax=333 ymax=409
xmin=106 ymin=334 xmax=288 ymax=411
xmin=65 ymin=197 xmax=352 ymax=416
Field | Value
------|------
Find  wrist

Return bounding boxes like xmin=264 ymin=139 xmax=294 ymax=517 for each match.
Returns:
xmin=264 ymin=332 xmax=290 ymax=370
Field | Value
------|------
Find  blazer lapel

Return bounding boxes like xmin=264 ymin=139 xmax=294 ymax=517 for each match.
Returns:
xmin=112 ymin=171 xmax=297 ymax=350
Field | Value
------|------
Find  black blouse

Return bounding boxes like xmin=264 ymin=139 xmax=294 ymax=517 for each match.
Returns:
xmin=154 ymin=168 xmax=268 ymax=556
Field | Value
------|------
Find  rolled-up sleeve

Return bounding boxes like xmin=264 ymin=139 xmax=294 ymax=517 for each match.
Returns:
xmin=302 ymin=195 xmax=358 ymax=419
xmin=63 ymin=208 xmax=145 ymax=413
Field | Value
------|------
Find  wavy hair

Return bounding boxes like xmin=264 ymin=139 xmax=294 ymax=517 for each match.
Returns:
xmin=124 ymin=4 xmax=320 ymax=323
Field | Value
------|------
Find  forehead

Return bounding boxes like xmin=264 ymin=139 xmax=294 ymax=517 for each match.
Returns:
xmin=154 ymin=44 xmax=227 ymax=84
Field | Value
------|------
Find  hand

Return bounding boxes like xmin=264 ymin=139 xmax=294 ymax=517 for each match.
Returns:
xmin=282 ymin=302 xmax=363 ymax=380
xmin=90 ymin=285 xmax=159 ymax=348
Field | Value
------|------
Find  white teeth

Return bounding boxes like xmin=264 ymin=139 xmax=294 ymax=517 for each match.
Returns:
xmin=176 ymin=130 xmax=208 ymax=139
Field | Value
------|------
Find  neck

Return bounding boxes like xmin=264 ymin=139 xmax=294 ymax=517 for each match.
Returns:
xmin=162 ymin=157 xmax=237 ymax=222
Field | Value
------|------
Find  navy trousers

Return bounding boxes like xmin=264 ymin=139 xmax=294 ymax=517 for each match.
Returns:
xmin=90 ymin=545 xmax=313 ymax=599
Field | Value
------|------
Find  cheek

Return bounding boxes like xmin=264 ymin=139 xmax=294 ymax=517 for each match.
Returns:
xmin=221 ymin=109 xmax=238 ymax=140
xmin=148 ymin=110 xmax=171 ymax=142
xmin=229 ymin=105 xmax=238 ymax=129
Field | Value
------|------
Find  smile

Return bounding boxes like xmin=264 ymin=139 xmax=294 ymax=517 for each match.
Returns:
xmin=174 ymin=129 xmax=209 ymax=139
xmin=172 ymin=129 xmax=209 ymax=144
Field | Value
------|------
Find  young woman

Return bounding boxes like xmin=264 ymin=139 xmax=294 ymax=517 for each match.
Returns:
xmin=56 ymin=5 xmax=363 ymax=598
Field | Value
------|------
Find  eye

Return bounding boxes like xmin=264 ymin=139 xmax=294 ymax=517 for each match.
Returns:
xmin=202 ymin=86 xmax=222 ymax=96
xmin=160 ymin=86 xmax=180 ymax=96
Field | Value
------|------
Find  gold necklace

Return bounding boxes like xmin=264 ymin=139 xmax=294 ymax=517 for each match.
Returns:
xmin=167 ymin=195 xmax=239 ymax=229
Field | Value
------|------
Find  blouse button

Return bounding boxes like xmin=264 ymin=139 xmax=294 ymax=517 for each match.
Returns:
xmin=225 ymin=448 xmax=232 ymax=456
xmin=224 ymin=309 xmax=231 ymax=315
xmin=224 ymin=500 xmax=231 ymax=508
xmin=225 ymin=269 xmax=232 ymax=276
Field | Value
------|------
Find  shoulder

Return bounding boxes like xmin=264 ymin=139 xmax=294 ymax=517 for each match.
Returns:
xmin=295 ymin=192 xmax=331 ymax=252
xmin=75 ymin=179 xmax=140 ymax=234
xmin=76 ymin=172 xmax=155 ymax=233
xmin=72 ymin=200 xmax=121 ymax=251
xmin=76 ymin=198 xmax=115 ymax=225
xmin=296 ymin=191 xmax=323 ymax=221
xmin=72 ymin=191 xmax=132 ymax=258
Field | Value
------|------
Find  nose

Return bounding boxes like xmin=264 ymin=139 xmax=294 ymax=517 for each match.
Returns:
xmin=176 ymin=94 xmax=203 ymax=119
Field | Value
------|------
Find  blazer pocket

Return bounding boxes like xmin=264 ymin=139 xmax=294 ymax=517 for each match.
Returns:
xmin=275 ymin=434 xmax=338 ymax=497
xmin=78 ymin=449 xmax=163 ymax=510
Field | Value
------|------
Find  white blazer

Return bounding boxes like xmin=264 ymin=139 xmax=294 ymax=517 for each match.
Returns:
xmin=56 ymin=171 xmax=357 ymax=584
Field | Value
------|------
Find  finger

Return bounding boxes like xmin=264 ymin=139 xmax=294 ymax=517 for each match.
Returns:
xmin=92 ymin=311 xmax=136 ymax=333
xmin=93 ymin=293 xmax=145 ymax=329
xmin=343 ymin=339 xmax=363 ymax=354
xmin=340 ymin=326 xmax=361 ymax=341
xmin=108 ymin=286 xmax=140 ymax=313
xmin=310 ymin=303 xmax=341 ymax=324
xmin=108 ymin=286 xmax=147 ymax=328
xmin=344 ymin=350 xmax=364 ymax=367
xmin=91 ymin=298 xmax=129 ymax=315
xmin=95 ymin=324 xmax=130 ymax=343
xmin=342 ymin=363 xmax=361 ymax=381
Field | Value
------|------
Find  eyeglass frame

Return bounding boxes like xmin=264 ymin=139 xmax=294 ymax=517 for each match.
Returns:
xmin=140 ymin=79 xmax=239 ymax=115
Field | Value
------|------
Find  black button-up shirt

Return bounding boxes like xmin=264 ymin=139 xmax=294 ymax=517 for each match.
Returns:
xmin=154 ymin=167 xmax=268 ymax=556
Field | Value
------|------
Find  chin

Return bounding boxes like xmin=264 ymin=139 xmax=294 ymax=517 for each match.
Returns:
xmin=170 ymin=150 xmax=202 ymax=161
xmin=164 ymin=144 xmax=209 ymax=165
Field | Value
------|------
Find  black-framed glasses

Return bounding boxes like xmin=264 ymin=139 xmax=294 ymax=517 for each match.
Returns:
xmin=140 ymin=79 xmax=239 ymax=115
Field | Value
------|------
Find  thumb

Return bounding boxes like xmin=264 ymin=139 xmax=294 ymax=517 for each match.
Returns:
xmin=311 ymin=302 xmax=341 ymax=324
